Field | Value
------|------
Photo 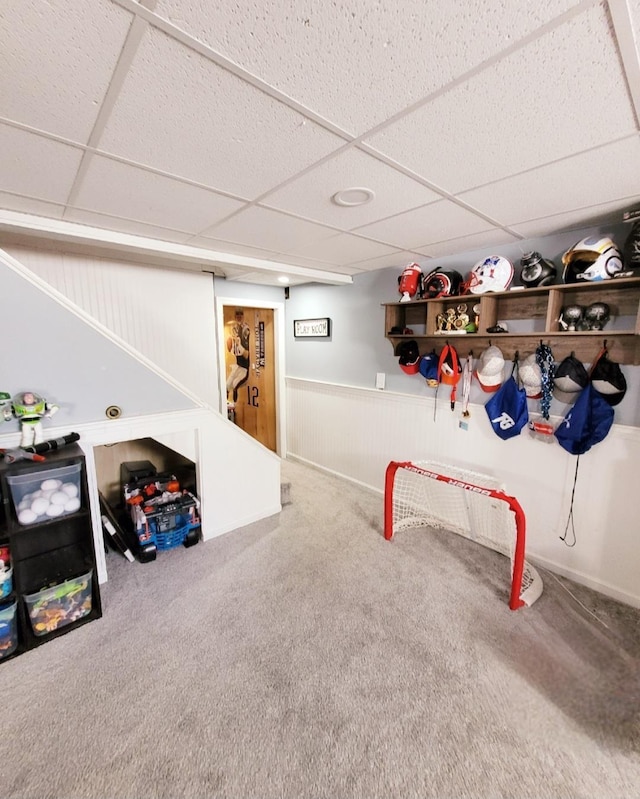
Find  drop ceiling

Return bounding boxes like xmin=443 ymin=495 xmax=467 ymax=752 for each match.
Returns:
xmin=1 ymin=0 xmax=639 ymax=286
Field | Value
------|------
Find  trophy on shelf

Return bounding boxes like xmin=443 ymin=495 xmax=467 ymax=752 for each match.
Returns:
xmin=435 ymin=303 xmax=476 ymax=334
xmin=558 ymin=304 xmax=585 ymax=331
xmin=584 ymin=302 xmax=611 ymax=330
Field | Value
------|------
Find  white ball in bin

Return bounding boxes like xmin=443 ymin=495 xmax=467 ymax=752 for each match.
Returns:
xmin=41 ymin=478 xmax=62 ymax=491
xmin=64 ymin=497 xmax=81 ymax=513
xmin=50 ymin=491 xmax=69 ymax=506
xmin=30 ymin=497 xmax=50 ymax=516
xmin=61 ymin=482 xmax=79 ymax=498
xmin=46 ymin=503 xmax=64 ymax=517
xmin=18 ymin=508 xmax=37 ymax=524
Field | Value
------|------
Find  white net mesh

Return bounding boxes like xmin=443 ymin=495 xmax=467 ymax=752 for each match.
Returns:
xmin=386 ymin=460 xmax=543 ymax=608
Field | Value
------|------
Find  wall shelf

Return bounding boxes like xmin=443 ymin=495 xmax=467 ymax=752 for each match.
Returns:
xmin=383 ymin=276 xmax=640 ymax=364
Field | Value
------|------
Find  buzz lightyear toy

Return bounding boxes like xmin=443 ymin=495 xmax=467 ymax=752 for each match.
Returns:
xmin=5 ymin=391 xmax=59 ymax=447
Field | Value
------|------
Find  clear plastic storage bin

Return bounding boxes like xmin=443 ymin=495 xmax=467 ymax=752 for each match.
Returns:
xmin=24 ymin=570 xmax=92 ymax=636
xmin=7 ymin=463 xmax=82 ymax=526
xmin=0 ymin=599 xmax=18 ymax=659
xmin=0 ymin=564 xmax=13 ymax=600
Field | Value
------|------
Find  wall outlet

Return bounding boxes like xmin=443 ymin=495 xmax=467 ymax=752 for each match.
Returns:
xmin=376 ymin=372 xmax=385 ymax=390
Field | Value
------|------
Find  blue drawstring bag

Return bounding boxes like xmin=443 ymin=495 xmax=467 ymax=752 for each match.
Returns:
xmin=485 ymin=374 xmax=529 ymax=440
xmin=554 ymin=383 xmax=614 ymax=455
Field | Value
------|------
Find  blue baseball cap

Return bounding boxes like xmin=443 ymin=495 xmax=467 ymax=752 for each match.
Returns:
xmin=554 ymin=384 xmax=613 ymax=455
xmin=485 ymin=376 xmax=529 ymax=440
xmin=419 ymin=352 xmax=439 ymax=387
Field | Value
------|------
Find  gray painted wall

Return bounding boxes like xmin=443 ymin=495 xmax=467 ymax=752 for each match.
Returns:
xmin=285 ymin=220 xmax=640 ymax=428
xmin=0 ymin=257 xmax=197 ymax=437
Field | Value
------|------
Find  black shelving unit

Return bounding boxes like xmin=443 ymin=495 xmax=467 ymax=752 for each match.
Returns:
xmin=0 ymin=443 xmax=102 ymax=663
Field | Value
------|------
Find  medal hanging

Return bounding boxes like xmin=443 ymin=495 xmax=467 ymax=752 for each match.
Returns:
xmin=459 ymin=353 xmax=473 ymax=429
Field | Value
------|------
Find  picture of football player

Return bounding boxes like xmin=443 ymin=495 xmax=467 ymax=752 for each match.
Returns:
xmin=226 ymin=308 xmax=251 ymax=406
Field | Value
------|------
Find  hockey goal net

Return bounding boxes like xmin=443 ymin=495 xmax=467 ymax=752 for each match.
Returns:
xmin=384 ymin=460 xmax=543 ymax=610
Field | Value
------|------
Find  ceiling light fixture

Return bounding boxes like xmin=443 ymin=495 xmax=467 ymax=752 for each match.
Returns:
xmin=277 ymin=275 xmax=290 ymax=284
xmin=331 ymin=187 xmax=375 ymax=207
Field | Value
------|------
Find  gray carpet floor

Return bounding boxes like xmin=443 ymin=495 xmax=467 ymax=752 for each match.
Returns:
xmin=0 ymin=457 xmax=639 ymax=799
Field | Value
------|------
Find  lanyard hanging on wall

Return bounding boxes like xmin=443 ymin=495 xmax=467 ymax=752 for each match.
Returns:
xmin=459 ymin=352 xmax=473 ymax=429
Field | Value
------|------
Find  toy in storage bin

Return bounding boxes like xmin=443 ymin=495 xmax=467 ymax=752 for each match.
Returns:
xmin=0 ymin=599 xmax=18 ymax=659
xmin=0 ymin=563 xmax=13 ymax=600
xmin=24 ymin=570 xmax=93 ymax=636
xmin=6 ymin=463 xmax=82 ymax=526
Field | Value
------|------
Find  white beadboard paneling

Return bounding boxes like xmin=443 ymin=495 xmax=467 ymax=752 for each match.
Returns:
xmin=286 ymin=377 xmax=640 ymax=609
xmin=4 ymin=245 xmax=219 ymax=406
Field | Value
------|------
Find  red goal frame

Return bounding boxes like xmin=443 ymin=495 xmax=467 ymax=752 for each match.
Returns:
xmin=384 ymin=460 xmax=537 ymax=611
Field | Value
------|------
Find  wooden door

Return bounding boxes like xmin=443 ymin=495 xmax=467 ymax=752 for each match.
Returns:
xmin=223 ymin=305 xmax=277 ymax=452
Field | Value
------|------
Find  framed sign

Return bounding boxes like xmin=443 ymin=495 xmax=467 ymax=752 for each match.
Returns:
xmin=293 ymin=318 xmax=331 ymax=338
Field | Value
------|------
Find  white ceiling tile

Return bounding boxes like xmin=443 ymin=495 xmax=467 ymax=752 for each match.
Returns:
xmin=0 ymin=0 xmax=132 ymax=142
xmin=415 ymin=229 xmax=521 ymax=259
xmin=459 ymin=137 xmax=640 ymax=225
xmin=345 ymin=251 xmax=423 ymax=273
xmin=261 ymin=147 xmax=439 ymax=228
xmin=0 ymin=193 xmax=64 ymax=219
xmin=73 ymin=155 xmax=245 ymax=233
xmin=354 ymin=200 xmax=495 ymax=250
xmin=365 ymin=4 xmax=637 ymax=193
xmin=98 ymin=26 xmax=344 ymax=198
xmin=64 ymin=208 xmax=193 ymax=244
xmin=290 ymin=233 xmax=397 ymax=265
xmin=152 ymin=0 xmax=583 ymax=134
xmin=0 ymin=125 xmax=84 ymax=203
xmin=507 ymin=195 xmax=640 ymax=239
xmin=201 ymin=206 xmax=338 ymax=252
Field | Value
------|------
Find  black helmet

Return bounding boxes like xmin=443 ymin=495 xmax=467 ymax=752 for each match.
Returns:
xmin=422 ymin=269 xmax=463 ymax=298
xmin=623 ymin=220 xmax=640 ymax=272
xmin=520 ymin=251 xmax=557 ymax=288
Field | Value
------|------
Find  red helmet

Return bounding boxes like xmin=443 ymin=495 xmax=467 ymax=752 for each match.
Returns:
xmin=422 ymin=269 xmax=463 ymax=298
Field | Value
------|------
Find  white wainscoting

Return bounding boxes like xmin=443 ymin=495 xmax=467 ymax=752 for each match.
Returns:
xmin=286 ymin=377 xmax=640 ymax=608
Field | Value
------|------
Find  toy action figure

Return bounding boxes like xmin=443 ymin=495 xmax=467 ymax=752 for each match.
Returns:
xmin=6 ymin=391 xmax=59 ymax=447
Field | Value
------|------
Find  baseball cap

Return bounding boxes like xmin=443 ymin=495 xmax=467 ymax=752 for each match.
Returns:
xmin=555 ymin=384 xmax=614 ymax=455
xmin=398 ymin=340 xmax=420 ymax=375
xmin=553 ymin=355 xmax=589 ymax=404
xmin=590 ymin=353 xmax=627 ymax=406
xmin=485 ymin=376 xmax=529 ymax=440
xmin=438 ymin=344 xmax=461 ymax=386
xmin=419 ymin=352 xmax=439 ymax=387
xmin=475 ymin=345 xmax=505 ymax=393
xmin=519 ymin=353 xmax=542 ymax=399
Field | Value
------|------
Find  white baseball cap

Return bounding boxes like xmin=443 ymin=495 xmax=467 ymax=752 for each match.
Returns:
xmin=519 ymin=353 xmax=542 ymax=399
xmin=475 ymin=345 xmax=505 ymax=393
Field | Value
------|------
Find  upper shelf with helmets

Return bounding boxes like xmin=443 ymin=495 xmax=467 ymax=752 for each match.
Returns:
xmin=383 ymin=232 xmax=640 ymax=366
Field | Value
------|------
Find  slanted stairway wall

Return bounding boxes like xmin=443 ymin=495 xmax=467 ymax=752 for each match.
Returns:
xmin=0 ymin=248 xmax=281 ymax=583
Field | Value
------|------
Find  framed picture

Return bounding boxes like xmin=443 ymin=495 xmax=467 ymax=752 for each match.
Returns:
xmin=293 ymin=318 xmax=331 ymax=338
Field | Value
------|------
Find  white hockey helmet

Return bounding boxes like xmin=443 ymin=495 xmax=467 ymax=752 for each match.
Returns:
xmin=562 ymin=236 xmax=623 ymax=283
